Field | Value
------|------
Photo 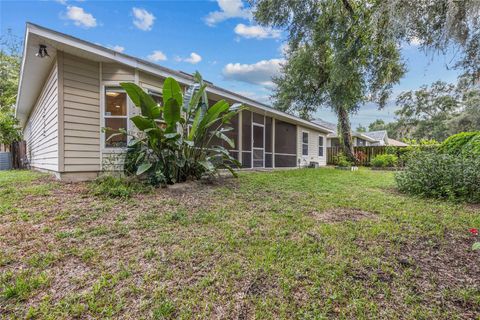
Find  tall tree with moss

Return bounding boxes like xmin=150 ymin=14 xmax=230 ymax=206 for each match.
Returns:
xmin=0 ymin=29 xmax=22 ymax=145
xmin=250 ymin=0 xmax=479 ymax=161
xmin=250 ymin=0 xmax=405 ymax=161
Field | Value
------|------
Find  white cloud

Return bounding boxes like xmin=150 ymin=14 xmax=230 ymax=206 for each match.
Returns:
xmin=65 ymin=5 xmax=97 ymax=28
xmin=222 ymin=58 xmax=284 ymax=87
xmin=176 ymin=52 xmax=202 ymax=64
xmin=204 ymin=0 xmax=251 ymax=26
xmin=234 ymin=24 xmax=281 ymax=40
xmin=55 ymin=0 xmax=67 ymax=4
xmin=410 ymin=36 xmax=421 ymax=46
xmin=279 ymin=42 xmax=290 ymax=56
xmin=111 ymin=45 xmax=125 ymax=53
xmin=132 ymin=7 xmax=155 ymax=31
xmin=147 ymin=50 xmax=167 ymax=62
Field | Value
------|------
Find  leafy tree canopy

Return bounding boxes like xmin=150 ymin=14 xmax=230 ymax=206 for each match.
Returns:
xmin=0 ymin=29 xmax=22 ymax=145
xmin=251 ymin=0 xmax=406 ymax=160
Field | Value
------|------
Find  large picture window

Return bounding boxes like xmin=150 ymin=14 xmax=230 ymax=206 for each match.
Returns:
xmin=302 ymin=132 xmax=309 ymax=156
xmin=318 ymin=136 xmax=324 ymax=156
xmin=104 ymin=89 xmax=128 ymax=148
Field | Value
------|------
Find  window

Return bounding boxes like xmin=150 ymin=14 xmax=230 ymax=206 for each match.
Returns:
xmin=302 ymin=132 xmax=308 ymax=156
xmin=318 ymin=136 xmax=324 ymax=156
xmin=104 ymin=89 xmax=128 ymax=148
xmin=357 ymin=138 xmax=367 ymax=146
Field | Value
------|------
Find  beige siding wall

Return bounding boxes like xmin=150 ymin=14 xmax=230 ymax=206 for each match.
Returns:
xmin=139 ymin=71 xmax=163 ymax=90
xmin=297 ymin=126 xmax=327 ymax=166
xmin=24 ymin=60 xmax=59 ymax=172
xmin=102 ymin=63 xmax=135 ymax=82
xmin=61 ymin=53 xmax=101 ymax=172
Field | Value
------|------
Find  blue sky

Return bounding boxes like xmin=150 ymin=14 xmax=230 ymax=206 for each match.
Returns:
xmin=0 ymin=0 xmax=461 ymax=129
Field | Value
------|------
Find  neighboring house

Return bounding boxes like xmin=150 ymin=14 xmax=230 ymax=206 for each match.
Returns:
xmin=15 ymin=23 xmax=333 ymax=181
xmin=312 ymin=119 xmax=380 ymax=147
xmin=312 ymin=119 xmax=407 ymax=147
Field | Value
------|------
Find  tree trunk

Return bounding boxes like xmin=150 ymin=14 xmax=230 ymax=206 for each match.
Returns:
xmin=337 ymin=106 xmax=356 ymax=163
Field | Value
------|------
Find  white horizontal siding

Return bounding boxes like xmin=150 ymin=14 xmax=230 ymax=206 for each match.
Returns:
xmin=24 ymin=61 xmax=59 ymax=171
xmin=297 ymin=126 xmax=327 ymax=167
xmin=62 ymin=53 xmax=101 ymax=172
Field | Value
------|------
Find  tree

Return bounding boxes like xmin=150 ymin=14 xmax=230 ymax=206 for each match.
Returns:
xmin=368 ymin=119 xmax=386 ymax=132
xmin=356 ymin=124 xmax=366 ymax=132
xmin=375 ymin=1 xmax=480 ymax=82
xmin=0 ymin=29 xmax=22 ymax=112
xmin=393 ymin=79 xmax=479 ymax=141
xmin=251 ymin=0 xmax=405 ymax=161
xmin=0 ymin=29 xmax=22 ymax=145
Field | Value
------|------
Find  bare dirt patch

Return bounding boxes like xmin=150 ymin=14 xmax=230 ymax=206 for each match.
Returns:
xmin=396 ymin=233 xmax=480 ymax=317
xmin=353 ymin=232 xmax=480 ymax=318
xmin=311 ymin=208 xmax=378 ymax=223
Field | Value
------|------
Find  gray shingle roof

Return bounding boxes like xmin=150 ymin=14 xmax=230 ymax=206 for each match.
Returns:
xmin=312 ymin=119 xmax=338 ymax=136
xmin=362 ymin=130 xmax=387 ymax=141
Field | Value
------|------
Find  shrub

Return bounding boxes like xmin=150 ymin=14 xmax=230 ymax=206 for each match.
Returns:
xmin=89 ymin=175 xmax=152 ymax=198
xmin=116 ymin=72 xmax=243 ymax=186
xmin=371 ymin=154 xmax=398 ymax=167
xmin=395 ymin=150 xmax=480 ymax=203
xmin=439 ymin=131 xmax=480 ymax=157
xmin=335 ymin=153 xmax=352 ymax=167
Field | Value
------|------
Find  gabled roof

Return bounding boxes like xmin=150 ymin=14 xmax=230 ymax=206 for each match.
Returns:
xmin=15 ymin=23 xmax=333 ymax=134
xmin=312 ymin=118 xmax=378 ymax=142
xmin=363 ymin=130 xmax=387 ymax=141
xmin=387 ymin=138 xmax=408 ymax=146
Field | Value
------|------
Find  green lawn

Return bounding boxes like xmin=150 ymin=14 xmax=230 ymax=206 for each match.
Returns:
xmin=0 ymin=168 xmax=479 ymax=319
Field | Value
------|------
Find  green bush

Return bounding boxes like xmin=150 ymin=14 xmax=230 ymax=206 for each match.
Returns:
xmin=89 ymin=175 xmax=152 ymax=198
xmin=395 ymin=150 xmax=480 ymax=203
xmin=371 ymin=154 xmax=398 ymax=167
xmin=439 ymin=131 xmax=480 ymax=157
xmin=335 ymin=153 xmax=352 ymax=167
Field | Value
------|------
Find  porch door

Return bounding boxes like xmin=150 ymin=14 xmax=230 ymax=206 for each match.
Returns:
xmin=252 ymin=123 xmax=265 ymax=168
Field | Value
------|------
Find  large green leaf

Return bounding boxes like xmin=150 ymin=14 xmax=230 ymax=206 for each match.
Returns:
xmin=163 ymin=98 xmax=181 ymax=127
xmin=200 ymin=100 xmax=229 ymax=129
xmin=120 ymin=82 xmax=161 ymax=119
xmin=162 ymin=77 xmax=183 ymax=107
xmin=188 ymin=108 xmax=203 ymax=140
xmin=214 ymin=131 xmax=235 ymax=148
xmin=130 ymin=115 xmax=156 ymax=131
xmin=136 ymin=162 xmax=152 ymax=175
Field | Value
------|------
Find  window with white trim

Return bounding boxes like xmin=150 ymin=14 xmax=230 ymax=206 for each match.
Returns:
xmin=148 ymin=90 xmax=162 ymax=106
xmin=302 ymin=132 xmax=308 ymax=156
xmin=318 ymin=136 xmax=324 ymax=156
xmin=104 ymin=88 xmax=128 ymax=148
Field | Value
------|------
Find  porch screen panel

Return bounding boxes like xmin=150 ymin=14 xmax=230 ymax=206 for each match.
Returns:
xmin=242 ymin=110 xmax=252 ymax=150
xmin=265 ymin=117 xmax=272 ymax=167
xmin=274 ymin=155 xmax=297 ymax=167
xmin=274 ymin=120 xmax=297 ymax=167
xmin=242 ymin=152 xmax=252 ymax=168
xmin=265 ymin=153 xmax=273 ymax=168
xmin=253 ymin=112 xmax=264 ymax=124
xmin=265 ymin=117 xmax=272 ymax=153
xmin=242 ymin=110 xmax=252 ymax=168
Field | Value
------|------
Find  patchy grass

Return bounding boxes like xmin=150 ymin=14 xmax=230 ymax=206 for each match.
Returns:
xmin=0 ymin=168 xmax=479 ymax=319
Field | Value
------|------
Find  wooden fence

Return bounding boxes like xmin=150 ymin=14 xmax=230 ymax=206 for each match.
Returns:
xmin=327 ymin=146 xmax=391 ymax=166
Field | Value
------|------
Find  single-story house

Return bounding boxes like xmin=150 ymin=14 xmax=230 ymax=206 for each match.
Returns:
xmin=15 ymin=23 xmax=333 ymax=181
xmin=312 ymin=119 xmax=407 ymax=147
